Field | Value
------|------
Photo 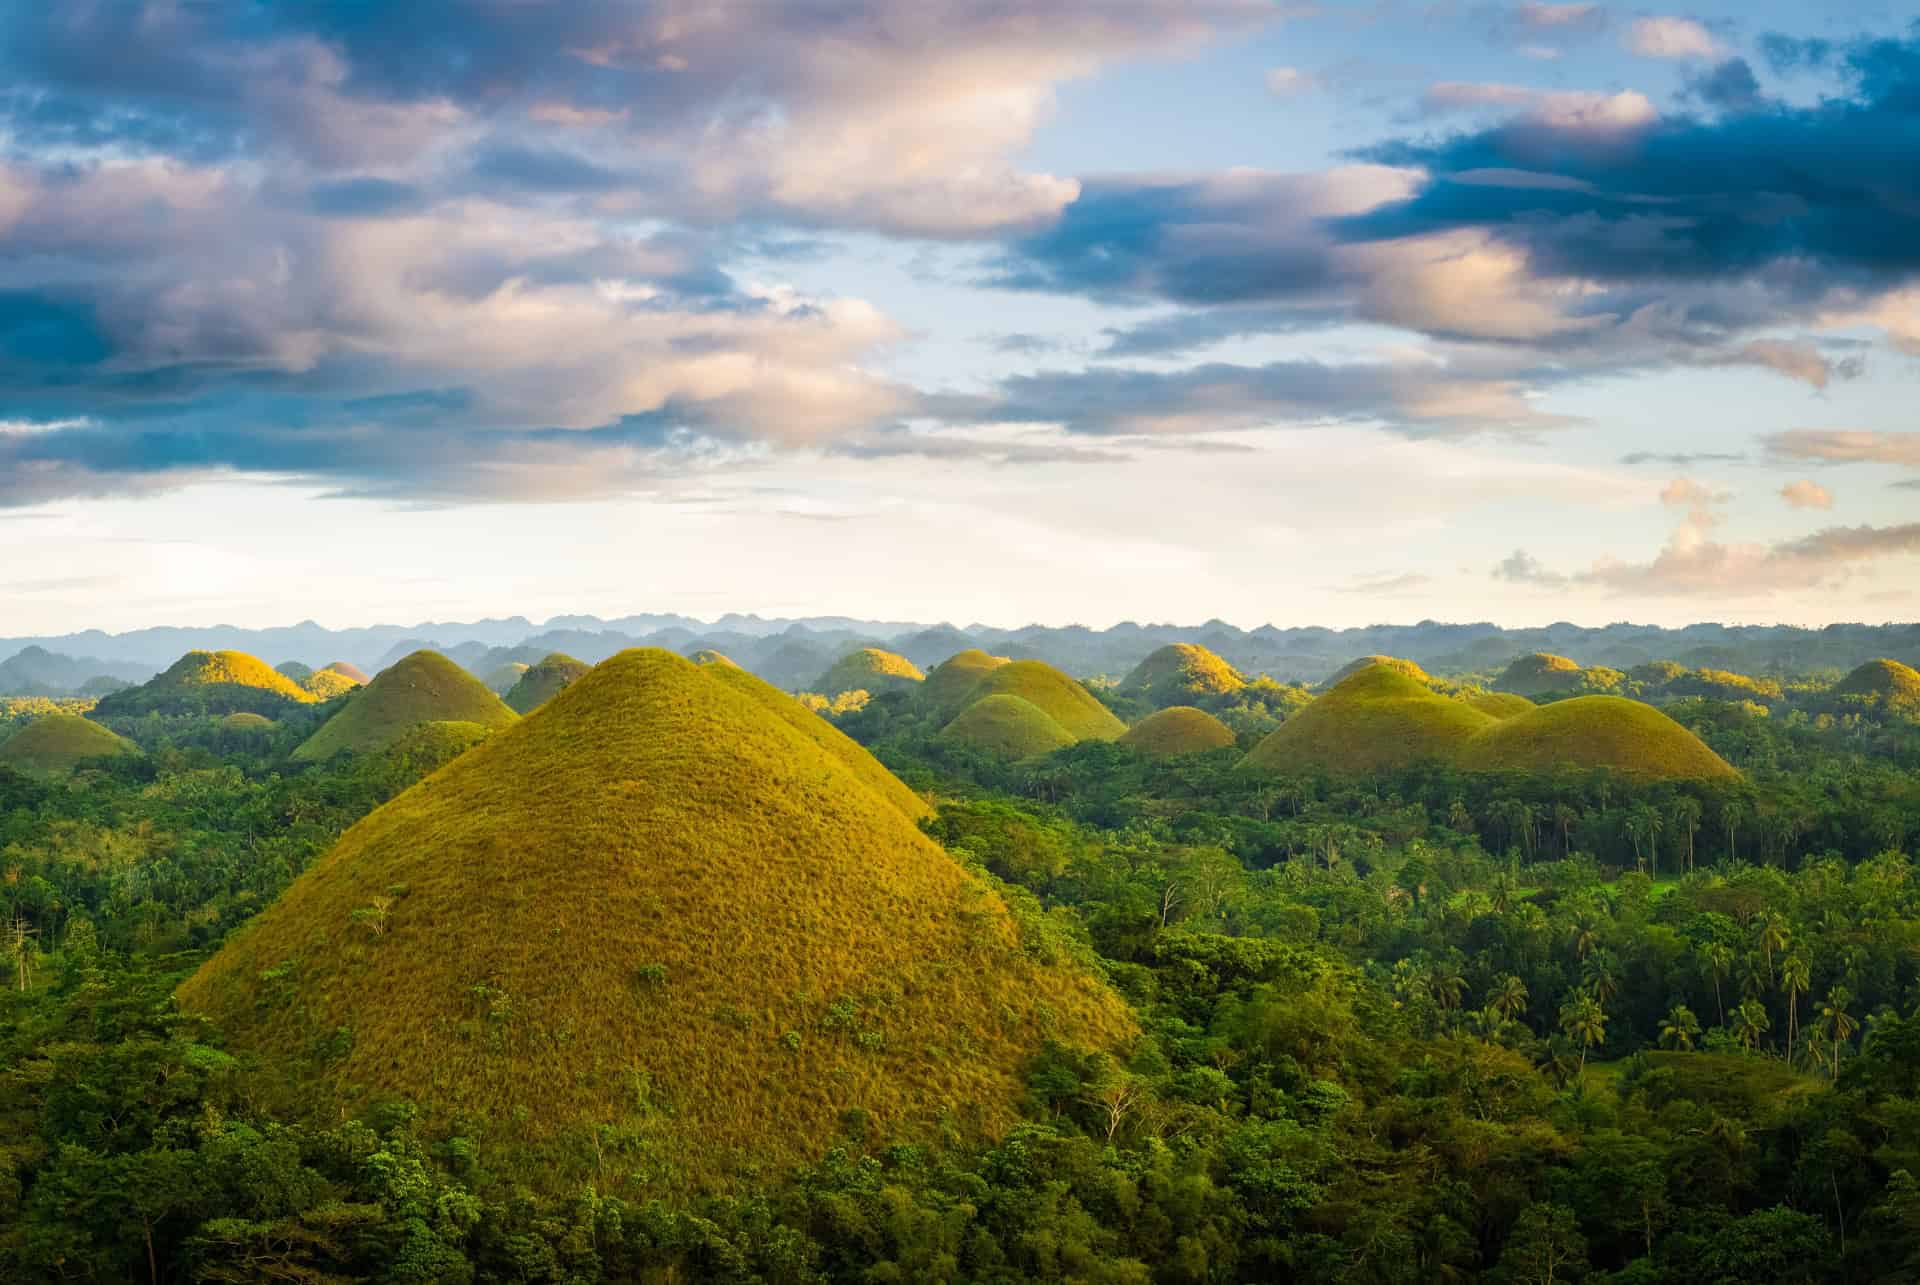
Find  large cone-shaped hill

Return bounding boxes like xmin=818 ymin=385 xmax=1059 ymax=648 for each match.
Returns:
xmin=0 ymin=714 xmax=140 ymax=774
xmin=1119 ymin=706 xmax=1237 ymax=757
xmin=957 ymin=661 xmax=1125 ymax=742
xmin=1832 ymin=659 xmax=1920 ymax=716
xmin=1243 ymin=666 xmax=1494 ymax=776
xmin=939 ymin=694 xmax=1076 ymax=758
xmin=292 ymin=651 xmax=517 ymax=762
xmin=922 ymin=649 xmax=1010 ymax=718
xmin=813 ymin=648 xmax=924 ymax=698
xmin=179 ymin=650 xmax=1130 ymax=1186
xmin=1121 ymin=644 xmax=1245 ymax=708
xmin=1496 ymin=652 xmax=1585 ymax=697
xmin=1326 ymin=655 xmax=1431 ymax=687
xmin=504 ymin=653 xmax=591 ymax=714
xmin=302 ymin=669 xmax=362 ymax=700
xmin=1457 ymin=696 xmax=1737 ymax=780
xmin=92 ymin=650 xmax=315 ymax=719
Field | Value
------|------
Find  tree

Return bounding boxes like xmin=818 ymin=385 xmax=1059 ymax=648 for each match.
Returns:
xmin=1501 ymin=1202 xmax=1589 ymax=1285
xmin=1732 ymin=998 xmax=1771 ymax=1053
xmin=1659 ymin=1004 xmax=1701 ymax=1051
xmin=1756 ymin=912 xmax=1790 ymax=986
xmin=1580 ymin=951 xmax=1620 ymax=1008
xmin=1624 ymin=803 xmax=1662 ymax=875
xmin=1670 ymin=795 xmax=1703 ymax=873
xmin=1559 ymin=993 xmax=1607 ymax=1075
xmin=1489 ymin=973 xmax=1530 ymax=1024
xmin=1778 ymin=952 xmax=1810 ymax=1062
xmin=1817 ymin=986 xmax=1859 ymax=1081
xmin=1698 ymin=941 xmax=1732 ymax=1026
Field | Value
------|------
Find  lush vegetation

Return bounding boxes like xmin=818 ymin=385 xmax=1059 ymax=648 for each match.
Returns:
xmin=3 ymin=640 xmax=1920 ymax=1281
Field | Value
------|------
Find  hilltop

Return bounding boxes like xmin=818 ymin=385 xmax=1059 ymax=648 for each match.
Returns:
xmin=1832 ymin=658 xmax=1920 ymax=716
xmin=1325 ymin=655 xmax=1432 ymax=687
xmin=1118 ymin=706 xmax=1237 ymax=757
xmin=813 ymin=648 xmax=925 ymax=698
xmin=90 ymin=650 xmax=316 ymax=719
xmin=291 ymin=651 xmax=517 ymax=762
xmin=481 ymin=662 xmax=530 ymax=696
xmin=1243 ymin=666 xmax=1494 ymax=776
xmin=1496 ymin=653 xmax=1585 ymax=697
xmin=1457 ymin=696 xmax=1738 ymax=780
xmin=921 ymin=649 xmax=1010 ymax=718
xmin=1460 ymin=691 xmax=1535 ymax=720
xmin=504 ymin=653 xmax=591 ymax=714
xmin=1120 ymin=643 xmax=1245 ymax=708
xmin=178 ymin=649 xmax=1130 ymax=1187
xmin=957 ymin=661 xmax=1125 ymax=742
xmin=0 ymin=713 xmax=140 ymax=774
xmin=940 ymin=694 xmax=1077 ymax=758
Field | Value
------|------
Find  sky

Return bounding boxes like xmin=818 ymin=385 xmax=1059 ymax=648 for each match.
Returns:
xmin=2 ymin=1 xmax=1918 ymax=634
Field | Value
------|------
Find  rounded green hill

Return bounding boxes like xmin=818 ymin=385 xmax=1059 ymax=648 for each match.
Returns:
xmin=1457 ymin=696 xmax=1738 ymax=780
xmin=302 ymin=669 xmax=361 ymax=700
xmin=813 ymin=648 xmax=925 ymax=698
xmin=939 ymin=694 xmax=1077 ymax=758
xmin=93 ymin=650 xmax=316 ymax=719
xmin=481 ymin=662 xmax=530 ymax=696
xmin=958 ymin=660 xmax=1125 ymax=742
xmin=0 ymin=714 xmax=140 ymax=774
xmin=1460 ymin=691 xmax=1535 ymax=719
xmin=1120 ymin=644 xmax=1245 ymax=707
xmin=1326 ymin=655 xmax=1432 ymax=687
xmin=1243 ymin=666 xmax=1494 ymax=776
xmin=1832 ymin=658 xmax=1920 ymax=716
xmin=1496 ymin=652 xmax=1585 ymax=697
xmin=1118 ymin=706 xmax=1237 ymax=757
xmin=291 ymin=651 xmax=518 ymax=762
xmin=177 ymin=649 xmax=1131 ymax=1188
xmin=219 ymin=712 xmax=275 ymax=731
xmin=504 ymin=653 xmax=591 ymax=714
xmin=689 ymin=649 xmax=739 ymax=668
xmin=922 ymin=649 xmax=1010 ymax=717
xmin=275 ymin=661 xmax=315 ymax=683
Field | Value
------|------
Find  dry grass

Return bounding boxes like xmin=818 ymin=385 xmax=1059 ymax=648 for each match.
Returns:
xmin=1457 ymin=696 xmax=1738 ymax=780
xmin=0 ymin=713 xmax=140 ymax=774
xmin=1496 ymin=652 xmax=1585 ymax=696
xmin=921 ymin=649 xmax=1010 ymax=718
xmin=939 ymin=694 xmax=1077 ymax=758
xmin=1325 ymin=655 xmax=1432 ymax=687
xmin=505 ymin=653 xmax=591 ymax=714
xmin=292 ymin=651 xmax=518 ymax=762
xmin=219 ymin=712 xmax=276 ymax=731
xmin=1120 ymin=644 xmax=1245 ymax=706
xmin=1118 ymin=706 xmax=1236 ymax=756
xmin=321 ymin=661 xmax=370 ymax=683
xmin=1242 ymin=666 xmax=1494 ymax=776
xmin=302 ymin=670 xmax=361 ymax=700
xmin=813 ymin=648 xmax=925 ymax=698
xmin=1459 ymin=691 xmax=1535 ymax=720
xmin=1834 ymin=658 xmax=1920 ymax=715
xmin=94 ymin=649 xmax=317 ymax=717
xmin=962 ymin=660 xmax=1126 ymax=742
xmin=179 ymin=648 xmax=1132 ymax=1190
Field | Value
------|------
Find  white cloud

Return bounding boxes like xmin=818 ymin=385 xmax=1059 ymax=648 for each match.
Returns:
xmin=1765 ymin=430 xmax=1920 ymax=469
xmin=1266 ymin=66 xmax=1320 ymax=98
xmin=1627 ymin=17 xmax=1723 ymax=60
xmin=1780 ymin=479 xmax=1834 ymax=509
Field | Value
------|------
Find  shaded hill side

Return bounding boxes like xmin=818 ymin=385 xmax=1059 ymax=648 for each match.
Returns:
xmin=960 ymin=661 xmax=1125 ymax=742
xmin=1120 ymin=644 xmax=1245 ymax=708
xmin=481 ymin=662 xmax=530 ymax=696
xmin=0 ymin=714 xmax=141 ymax=774
xmin=178 ymin=649 xmax=1132 ymax=1189
xmin=922 ymin=649 xmax=1011 ymax=718
xmin=292 ymin=651 xmax=518 ymax=762
xmin=813 ymin=648 xmax=925 ymax=698
xmin=940 ymin=694 xmax=1077 ymax=758
xmin=1457 ymin=696 xmax=1739 ymax=780
xmin=1496 ymin=652 xmax=1585 ymax=697
xmin=1118 ymin=706 xmax=1237 ymax=756
xmin=1243 ymin=666 xmax=1495 ymax=776
xmin=92 ymin=650 xmax=316 ymax=719
xmin=504 ymin=653 xmax=592 ymax=714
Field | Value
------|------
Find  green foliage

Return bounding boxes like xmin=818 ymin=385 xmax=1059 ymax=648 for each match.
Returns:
xmin=291 ymin=652 xmax=518 ymax=762
xmin=93 ymin=650 xmax=317 ymax=721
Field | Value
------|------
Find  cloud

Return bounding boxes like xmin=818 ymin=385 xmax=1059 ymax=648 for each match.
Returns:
xmin=1492 ymin=548 xmax=1568 ymax=585
xmin=1780 ymin=479 xmax=1834 ymax=509
xmin=1517 ymin=3 xmax=1606 ymax=32
xmin=1621 ymin=450 xmax=1746 ymax=466
xmin=1703 ymin=339 xmax=1860 ymax=389
xmin=1266 ymin=67 xmax=1320 ymax=98
xmin=1511 ymin=516 xmax=1920 ymax=597
xmin=1334 ymin=571 xmax=1432 ymax=594
xmin=1627 ymin=17 xmax=1723 ymax=60
xmin=1764 ymin=430 xmax=1920 ymax=468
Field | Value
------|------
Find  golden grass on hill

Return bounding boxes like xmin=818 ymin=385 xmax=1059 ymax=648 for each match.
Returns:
xmin=321 ymin=661 xmax=370 ymax=684
xmin=813 ymin=648 xmax=925 ymax=698
xmin=1460 ymin=691 xmax=1535 ymax=720
xmin=0 ymin=713 xmax=140 ymax=774
xmin=1325 ymin=655 xmax=1432 ymax=687
xmin=939 ymin=694 xmax=1077 ymax=758
xmin=1495 ymin=652 xmax=1585 ymax=696
xmin=1243 ymin=666 xmax=1494 ymax=776
xmin=1457 ymin=696 xmax=1738 ymax=780
xmin=178 ymin=649 xmax=1132 ymax=1190
xmin=922 ymin=649 xmax=1010 ymax=718
xmin=960 ymin=660 xmax=1125 ymax=742
xmin=1667 ymin=668 xmax=1782 ymax=702
xmin=1833 ymin=658 xmax=1920 ymax=715
xmin=481 ymin=662 xmax=530 ymax=696
xmin=1120 ymin=643 xmax=1246 ymax=708
xmin=689 ymin=649 xmax=739 ymax=668
xmin=302 ymin=670 xmax=361 ymax=700
xmin=1631 ymin=660 xmax=1687 ymax=687
xmin=94 ymin=649 xmax=317 ymax=717
xmin=292 ymin=651 xmax=518 ymax=762
xmin=1118 ymin=705 xmax=1237 ymax=757
xmin=505 ymin=653 xmax=591 ymax=714
xmin=219 ymin=712 xmax=276 ymax=731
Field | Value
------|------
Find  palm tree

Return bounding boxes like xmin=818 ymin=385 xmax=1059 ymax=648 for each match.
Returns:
xmin=1817 ymin=987 xmax=1859 ymax=1082
xmin=1625 ymin=803 xmax=1663 ymax=876
xmin=1552 ymin=802 xmax=1579 ymax=856
xmin=1779 ymin=952 xmax=1810 ymax=1062
xmin=1489 ymin=872 xmax=1519 ymax=915
xmin=1757 ymin=913 xmax=1791 ymax=986
xmin=1489 ymin=973 xmax=1530 ymax=1024
xmin=1570 ymin=911 xmax=1602 ymax=962
xmin=1670 ymin=797 xmax=1702 ymax=873
xmin=1659 ymin=1004 xmax=1701 ymax=1051
xmin=1581 ymin=950 xmax=1620 ymax=1008
xmin=1721 ymin=798 xmax=1747 ymax=862
xmin=1731 ymin=998 xmax=1771 ymax=1054
xmin=1426 ymin=962 xmax=1468 ymax=1015
xmin=1698 ymin=942 xmax=1732 ymax=1026
xmin=1559 ymin=992 xmax=1607 ymax=1075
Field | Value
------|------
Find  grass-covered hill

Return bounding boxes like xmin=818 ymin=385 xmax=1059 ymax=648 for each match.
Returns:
xmin=1457 ymin=696 xmax=1739 ymax=780
xmin=1832 ymin=658 xmax=1920 ymax=716
xmin=291 ymin=651 xmax=518 ymax=762
xmin=275 ymin=661 xmax=314 ymax=683
xmin=1243 ymin=666 xmax=1495 ymax=776
xmin=939 ymin=694 xmax=1078 ymax=758
xmin=689 ymin=649 xmax=739 ymax=667
xmin=1495 ymin=652 xmax=1585 ymax=697
xmin=1120 ymin=643 xmax=1246 ymax=708
xmin=504 ymin=653 xmax=591 ymax=714
xmin=921 ymin=649 xmax=1010 ymax=718
xmin=813 ymin=648 xmax=925 ymax=698
xmin=218 ymin=712 xmax=275 ymax=731
xmin=480 ymin=662 xmax=530 ymax=696
xmin=957 ymin=661 xmax=1126 ymax=742
xmin=1117 ymin=705 xmax=1237 ymax=757
xmin=0 ymin=713 xmax=140 ymax=774
xmin=91 ymin=649 xmax=316 ymax=719
xmin=178 ymin=649 xmax=1131 ymax=1187
xmin=1460 ymin=691 xmax=1536 ymax=720
xmin=1325 ymin=655 xmax=1432 ymax=687
xmin=301 ymin=670 xmax=361 ymax=700
xmin=321 ymin=661 xmax=370 ymax=683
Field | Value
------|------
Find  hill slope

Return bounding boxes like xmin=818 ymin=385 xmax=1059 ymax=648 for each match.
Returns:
xmin=92 ymin=650 xmax=315 ymax=718
xmin=1325 ymin=655 xmax=1432 ymax=687
xmin=504 ymin=653 xmax=591 ymax=714
xmin=291 ymin=651 xmax=518 ymax=762
xmin=813 ymin=648 xmax=925 ymax=698
xmin=922 ymin=649 xmax=1010 ymax=718
xmin=1243 ymin=666 xmax=1494 ymax=776
xmin=1457 ymin=696 xmax=1738 ymax=780
xmin=1496 ymin=652 xmax=1585 ymax=697
xmin=1118 ymin=706 xmax=1237 ymax=756
xmin=178 ymin=649 xmax=1131 ymax=1187
xmin=940 ymin=694 xmax=1077 ymax=758
xmin=959 ymin=661 xmax=1126 ymax=742
xmin=1461 ymin=691 xmax=1535 ymax=720
xmin=0 ymin=714 xmax=140 ymax=774
xmin=1120 ymin=644 xmax=1245 ymax=707
xmin=1832 ymin=658 xmax=1920 ymax=716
